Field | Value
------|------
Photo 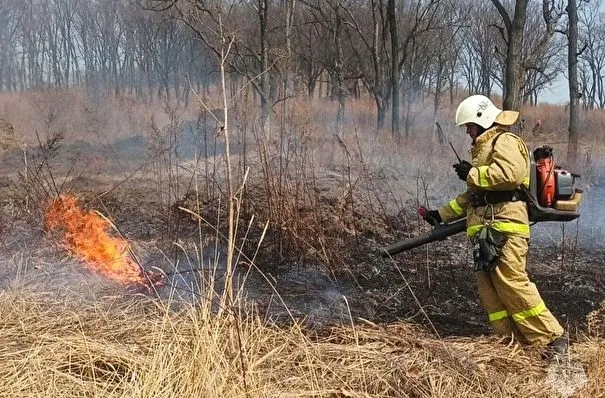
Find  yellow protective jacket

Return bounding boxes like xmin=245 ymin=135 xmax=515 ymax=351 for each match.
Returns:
xmin=438 ymin=125 xmax=531 ymax=238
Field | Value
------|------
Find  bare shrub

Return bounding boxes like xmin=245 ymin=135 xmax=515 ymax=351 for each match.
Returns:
xmin=0 ymin=118 xmax=16 ymax=151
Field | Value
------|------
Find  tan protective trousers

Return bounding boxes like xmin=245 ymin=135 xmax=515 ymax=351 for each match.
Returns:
xmin=475 ymin=235 xmax=564 ymax=345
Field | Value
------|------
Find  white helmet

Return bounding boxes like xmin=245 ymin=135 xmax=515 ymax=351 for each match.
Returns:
xmin=454 ymin=95 xmax=518 ymax=129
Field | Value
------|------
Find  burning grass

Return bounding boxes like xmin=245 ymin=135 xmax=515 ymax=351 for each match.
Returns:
xmin=44 ymin=195 xmax=147 ymax=286
xmin=1 ymin=288 xmax=601 ymax=398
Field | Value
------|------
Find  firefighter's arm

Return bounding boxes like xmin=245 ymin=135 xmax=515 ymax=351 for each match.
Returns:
xmin=466 ymin=134 xmax=528 ymax=191
xmin=438 ymin=190 xmax=470 ymax=223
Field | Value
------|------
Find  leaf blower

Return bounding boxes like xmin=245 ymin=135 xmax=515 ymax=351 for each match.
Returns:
xmin=381 ymin=145 xmax=583 ymax=257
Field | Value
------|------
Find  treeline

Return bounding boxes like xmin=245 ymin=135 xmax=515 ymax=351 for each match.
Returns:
xmin=1 ymin=0 xmax=605 ymax=131
xmin=0 ymin=0 xmax=215 ymax=103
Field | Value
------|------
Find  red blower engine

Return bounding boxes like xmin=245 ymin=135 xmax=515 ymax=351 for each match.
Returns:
xmin=527 ymin=145 xmax=582 ymax=222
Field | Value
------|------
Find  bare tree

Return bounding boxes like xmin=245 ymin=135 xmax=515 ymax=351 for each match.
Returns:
xmin=293 ymin=8 xmax=326 ymax=98
xmin=301 ymin=0 xmax=352 ymax=133
xmin=257 ymin=0 xmax=271 ymax=134
xmin=462 ymin=1 xmax=499 ymax=96
xmin=144 ymin=0 xmax=280 ymax=134
xmin=282 ymin=0 xmax=296 ymax=98
xmin=521 ymin=1 xmax=565 ymax=104
xmin=490 ymin=0 xmax=565 ymax=110
xmin=0 ymin=0 xmax=22 ymax=91
xmin=398 ymin=0 xmax=443 ymax=137
xmin=344 ymin=0 xmax=393 ymax=129
xmin=567 ymin=0 xmax=579 ymax=163
xmin=387 ymin=0 xmax=399 ymax=135
xmin=150 ymin=18 xmax=189 ymax=102
xmin=427 ymin=1 xmax=464 ymax=141
xmin=457 ymin=2 xmax=500 ymax=96
xmin=578 ymin=0 xmax=605 ymax=109
xmin=523 ymin=41 xmax=564 ymax=105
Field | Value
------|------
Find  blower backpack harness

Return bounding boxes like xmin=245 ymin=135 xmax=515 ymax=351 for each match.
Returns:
xmin=473 ymin=132 xmax=582 ymax=222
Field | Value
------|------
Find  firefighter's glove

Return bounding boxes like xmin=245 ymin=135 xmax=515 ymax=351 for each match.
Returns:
xmin=473 ymin=227 xmax=507 ymax=272
xmin=453 ymin=160 xmax=472 ymax=181
xmin=423 ymin=210 xmax=442 ymax=226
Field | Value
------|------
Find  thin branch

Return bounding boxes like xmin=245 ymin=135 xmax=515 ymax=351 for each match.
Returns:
xmin=489 ymin=0 xmax=512 ymax=32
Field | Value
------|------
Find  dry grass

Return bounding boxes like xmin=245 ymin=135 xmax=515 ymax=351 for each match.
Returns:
xmin=573 ymin=340 xmax=605 ymax=397
xmin=0 ymin=89 xmax=199 ymax=146
xmin=1 ymin=286 xmax=602 ymax=398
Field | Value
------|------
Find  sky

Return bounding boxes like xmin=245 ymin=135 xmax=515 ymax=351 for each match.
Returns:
xmin=540 ymin=77 xmax=569 ymax=105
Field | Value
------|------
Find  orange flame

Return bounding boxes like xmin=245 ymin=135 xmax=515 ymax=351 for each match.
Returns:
xmin=44 ymin=195 xmax=145 ymax=285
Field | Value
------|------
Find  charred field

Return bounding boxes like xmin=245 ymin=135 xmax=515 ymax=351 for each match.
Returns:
xmin=0 ymin=94 xmax=605 ymax=397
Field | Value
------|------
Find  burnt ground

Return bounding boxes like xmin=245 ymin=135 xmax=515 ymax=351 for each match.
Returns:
xmin=1 ymin=164 xmax=604 ymax=344
xmin=353 ymin=239 xmax=605 ymax=339
xmin=249 ymin=231 xmax=605 ymax=341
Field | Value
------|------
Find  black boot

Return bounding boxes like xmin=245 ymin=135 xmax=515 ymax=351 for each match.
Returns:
xmin=542 ymin=336 xmax=569 ymax=360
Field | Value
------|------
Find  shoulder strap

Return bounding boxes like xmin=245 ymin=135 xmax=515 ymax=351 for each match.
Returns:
xmin=491 ymin=132 xmax=505 ymax=150
xmin=490 ymin=130 xmax=531 ymax=192
xmin=491 ymin=131 xmax=519 ymax=151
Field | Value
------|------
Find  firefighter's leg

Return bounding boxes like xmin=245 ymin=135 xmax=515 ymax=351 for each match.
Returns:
xmin=475 ymin=271 xmax=521 ymax=340
xmin=491 ymin=236 xmax=564 ymax=345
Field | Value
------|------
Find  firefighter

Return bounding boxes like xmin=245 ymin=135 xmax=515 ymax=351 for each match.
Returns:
xmin=532 ymin=119 xmax=544 ymax=135
xmin=423 ymin=94 xmax=567 ymax=358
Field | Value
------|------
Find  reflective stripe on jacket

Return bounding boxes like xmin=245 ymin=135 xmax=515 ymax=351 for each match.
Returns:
xmin=438 ymin=126 xmax=531 ymax=238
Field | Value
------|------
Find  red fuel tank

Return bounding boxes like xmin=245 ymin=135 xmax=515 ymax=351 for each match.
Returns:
xmin=536 ymin=157 xmax=555 ymax=207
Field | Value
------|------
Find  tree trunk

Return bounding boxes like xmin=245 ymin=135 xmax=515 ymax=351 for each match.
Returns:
xmin=284 ymin=0 xmax=295 ymax=98
xmin=387 ymin=0 xmax=399 ymax=138
xmin=404 ymin=81 xmax=413 ymax=138
xmin=433 ymin=59 xmax=443 ymax=143
xmin=376 ymin=95 xmax=386 ymax=129
xmin=504 ymin=0 xmax=528 ymax=110
xmin=333 ymin=1 xmax=346 ymax=135
xmin=307 ymin=80 xmax=316 ymax=98
xmin=567 ymin=0 xmax=579 ymax=164
xmin=491 ymin=0 xmax=528 ymax=110
xmin=259 ymin=0 xmax=271 ymax=135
